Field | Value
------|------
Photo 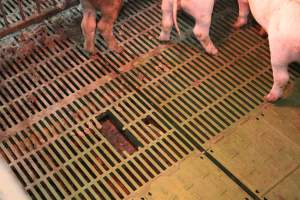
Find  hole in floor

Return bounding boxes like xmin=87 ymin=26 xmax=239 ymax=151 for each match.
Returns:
xmin=96 ymin=112 xmax=143 ymax=156
xmin=142 ymin=115 xmax=165 ymax=133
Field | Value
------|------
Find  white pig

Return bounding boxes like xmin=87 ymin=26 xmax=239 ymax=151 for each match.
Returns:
xmin=234 ymin=0 xmax=300 ymax=102
xmin=159 ymin=0 xmax=218 ymax=55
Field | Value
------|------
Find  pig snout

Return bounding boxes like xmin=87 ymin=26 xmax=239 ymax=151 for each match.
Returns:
xmin=159 ymin=0 xmax=218 ymax=55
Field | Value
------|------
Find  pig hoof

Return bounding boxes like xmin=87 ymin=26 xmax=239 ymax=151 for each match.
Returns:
xmin=233 ymin=22 xmax=243 ymax=29
xmin=209 ymin=48 xmax=218 ymax=56
xmin=264 ymin=92 xmax=281 ymax=102
xmin=158 ymin=33 xmax=170 ymax=41
xmin=111 ymin=45 xmax=124 ymax=53
xmin=233 ymin=18 xmax=247 ymax=29
xmin=257 ymin=28 xmax=268 ymax=38
xmin=205 ymin=46 xmax=218 ymax=56
xmin=84 ymin=43 xmax=96 ymax=55
xmin=85 ymin=48 xmax=96 ymax=55
xmin=233 ymin=22 xmax=241 ymax=29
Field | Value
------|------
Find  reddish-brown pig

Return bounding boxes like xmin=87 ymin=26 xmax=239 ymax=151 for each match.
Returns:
xmin=80 ymin=0 xmax=123 ymax=54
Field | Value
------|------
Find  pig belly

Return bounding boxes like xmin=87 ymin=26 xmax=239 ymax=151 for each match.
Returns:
xmin=248 ymin=0 xmax=278 ymax=30
xmin=181 ymin=0 xmax=214 ymax=19
xmin=268 ymin=0 xmax=300 ymax=58
xmin=249 ymin=0 xmax=300 ymax=33
xmin=250 ymin=0 xmax=300 ymax=61
xmin=85 ymin=0 xmax=118 ymax=10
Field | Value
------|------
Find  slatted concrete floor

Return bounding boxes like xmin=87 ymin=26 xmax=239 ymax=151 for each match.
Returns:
xmin=0 ymin=0 xmax=300 ymax=199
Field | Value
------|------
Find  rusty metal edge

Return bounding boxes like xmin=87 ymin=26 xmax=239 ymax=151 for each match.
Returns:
xmin=0 ymin=0 xmax=79 ymax=39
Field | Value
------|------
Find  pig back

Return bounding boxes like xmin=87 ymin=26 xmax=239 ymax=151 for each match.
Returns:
xmin=82 ymin=0 xmax=122 ymax=11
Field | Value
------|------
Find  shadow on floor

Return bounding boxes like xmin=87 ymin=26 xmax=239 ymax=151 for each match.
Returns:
xmin=275 ymin=78 xmax=300 ymax=107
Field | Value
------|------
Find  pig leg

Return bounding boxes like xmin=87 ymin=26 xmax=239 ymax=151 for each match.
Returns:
xmin=265 ymin=36 xmax=290 ymax=102
xmin=258 ymin=27 xmax=268 ymax=37
xmin=97 ymin=3 xmax=123 ymax=52
xmin=233 ymin=0 xmax=250 ymax=29
xmin=159 ymin=0 xmax=173 ymax=41
xmin=193 ymin=15 xmax=218 ymax=55
xmin=81 ymin=1 xmax=97 ymax=54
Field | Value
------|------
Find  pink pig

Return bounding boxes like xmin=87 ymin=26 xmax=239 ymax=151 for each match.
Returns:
xmin=159 ymin=0 xmax=218 ymax=55
xmin=234 ymin=0 xmax=300 ymax=102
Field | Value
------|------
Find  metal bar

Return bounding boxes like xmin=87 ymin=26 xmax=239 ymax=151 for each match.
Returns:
xmin=0 ymin=0 xmax=79 ymax=39
xmin=51 ymin=0 xmax=57 ymax=7
xmin=18 ymin=0 xmax=26 ymax=20
xmin=35 ymin=0 xmax=42 ymax=14
xmin=0 ymin=0 xmax=9 ymax=26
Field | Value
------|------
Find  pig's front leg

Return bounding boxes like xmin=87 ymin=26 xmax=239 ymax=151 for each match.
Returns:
xmin=81 ymin=1 xmax=97 ymax=54
xmin=265 ymin=35 xmax=290 ymax=102
xmin=233 ymin=0 xmax=250 ymax=28
xmin=159 ymin=0 xmax=173 ymax=41
xmin=98 ymin=4 xmax=123 ymax=53
xmin=193 ymin=15 xmax=218 ymax=55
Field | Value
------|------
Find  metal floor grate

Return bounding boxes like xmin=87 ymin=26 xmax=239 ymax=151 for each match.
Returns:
xmin=0 ymin=0 xmax=65 ymax=28
xmin=0 ymin=0 xmax=300 ymax=199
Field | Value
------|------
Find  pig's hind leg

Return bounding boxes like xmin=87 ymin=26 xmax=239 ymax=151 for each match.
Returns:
xmin=258 ymin=27 xmax=268 ymax=37
xmin=233 ymin=0 xmax=250 ymax=29
xmin=159 ymin=0 xmax=173 ymax=41
xmin=81 ymin=1 xmax=97 ymax=54
xmin=98 ymin=2 xmax=123 ymax=53
xmin=265 ymin=34 xmax=291 ymax=102
xmin=193 ymin=15 xmax=218 ymax=55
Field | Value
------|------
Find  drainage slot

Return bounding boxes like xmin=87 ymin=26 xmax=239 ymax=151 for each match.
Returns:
xmin=142 ymin=115 xmax=165 ymax=134
xmin=96 ymin=112 xmax=143 ymax=156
